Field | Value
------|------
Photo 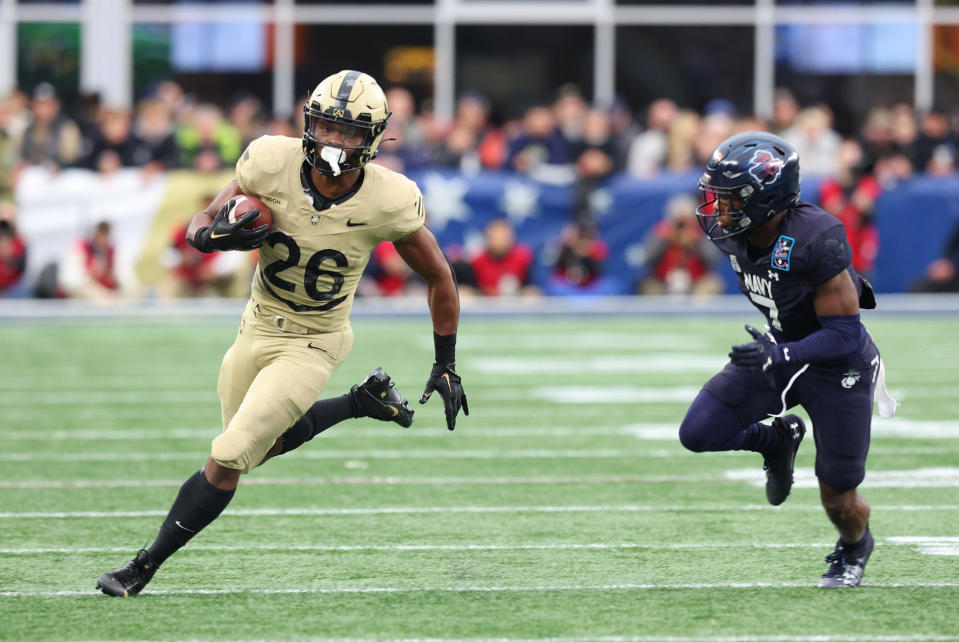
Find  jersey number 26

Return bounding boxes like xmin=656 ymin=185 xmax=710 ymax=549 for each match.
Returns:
xmin=260 ymin=232 xmax=348 ymax=312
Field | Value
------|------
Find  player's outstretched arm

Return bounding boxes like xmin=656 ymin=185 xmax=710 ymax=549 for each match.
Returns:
xmin=186 ymin=180 xmax=269 ymax=253
xmin=395 ymin=225 xmax=468 ymax=430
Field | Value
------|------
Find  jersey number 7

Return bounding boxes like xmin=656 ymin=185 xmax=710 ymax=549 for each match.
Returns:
xmin=748 ymin=292 xmax=783 ymax=331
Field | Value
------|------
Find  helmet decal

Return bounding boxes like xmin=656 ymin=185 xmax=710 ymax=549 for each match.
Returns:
xmin=748 ymin=149 xmax=783 ymax=187
xmin=330 ymin=70 xmax=362 ymax=115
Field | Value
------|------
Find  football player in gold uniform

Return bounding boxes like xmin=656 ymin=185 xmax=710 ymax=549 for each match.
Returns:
xmin=96 ymin=70 xmax=468 ymax=597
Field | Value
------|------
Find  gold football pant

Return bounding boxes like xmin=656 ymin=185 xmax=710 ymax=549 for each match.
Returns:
xmin=211 ymin=301 xmax=354 ymax=473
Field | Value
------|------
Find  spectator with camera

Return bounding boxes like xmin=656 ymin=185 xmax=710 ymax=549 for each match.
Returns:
xmin=636 ymin=194 xmax=723 ymax=296
xmin=545 ymin=221 xmax=619 ymax=295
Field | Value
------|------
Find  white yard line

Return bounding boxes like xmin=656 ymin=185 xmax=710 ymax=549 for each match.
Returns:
xmin=726 ymin=467 xmax=959 ymax=489
xmin=5 ymin=418 xmax=959 ymax=441
xmin=0 ymin=542 xmax=843 ymax=555
xmin=470 ymin=355 xmax=726 ymax=374
xmin=0 ymin=449 xmax=712 ymax=462
xmin=1 ymin=443 xmax=956 ymax=463
xmin=8 ymin=538 xmax=955 ymax=558
xmin=0 ymin=474 xmax=735 ymax=489
xmin=3 ymin=582 xmax=959 ymax=599
xmin=3 ymin=504 xmax=959 ymax=519
xmin=0 ymin=425 xmax=676 ymax=441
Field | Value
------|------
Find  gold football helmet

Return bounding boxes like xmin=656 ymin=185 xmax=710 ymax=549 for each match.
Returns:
xmin=302 ymin=70 xmax=390 ymax=176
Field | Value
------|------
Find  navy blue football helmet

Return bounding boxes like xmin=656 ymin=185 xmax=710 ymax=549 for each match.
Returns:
xmin=696 ymin=132 xmax=800 ymax=240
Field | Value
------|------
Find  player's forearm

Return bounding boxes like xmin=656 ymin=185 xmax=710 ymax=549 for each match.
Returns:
xmin=780 ymin=314 xmax=863 ymax=365
xmin=426 ymin=277 xmax=459 ymax=337
xmin=186 ymin=211 xmax=215 ymax=244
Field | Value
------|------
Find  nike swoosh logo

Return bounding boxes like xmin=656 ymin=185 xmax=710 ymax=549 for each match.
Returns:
xmin=175 ymin=520 xmax=197 ymax=533
xmin=388 ymin=406 xmax=399 ymax=417
xmin=345 ymin=219 xmax=367 ymax=227
xmin=210 ymin=232 xmax=230 ymax=239
xmin=442 ymin=373 xmax=451 ymax=389
xmin=307 ymin=342 xmax=330 ymax=354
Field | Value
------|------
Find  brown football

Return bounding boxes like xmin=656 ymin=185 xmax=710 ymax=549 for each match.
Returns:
xmin=227 ymin=194 xmax=273 ymax=230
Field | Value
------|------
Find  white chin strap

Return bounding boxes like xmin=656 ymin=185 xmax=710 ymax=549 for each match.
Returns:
xmin=320 ymin=146 xmax=347 ymax=176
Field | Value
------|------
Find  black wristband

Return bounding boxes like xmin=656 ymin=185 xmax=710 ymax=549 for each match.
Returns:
xmin=188 ymin=226 xmax=214 ymax=253
xmin=433 ymin=332 xmax=456 ymax=366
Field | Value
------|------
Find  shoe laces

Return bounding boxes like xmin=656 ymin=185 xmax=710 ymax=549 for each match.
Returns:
xmin=824 ymin=545 xmax=847 ymax=574
xmin=115 ymin=549 xmax=151 ymax=579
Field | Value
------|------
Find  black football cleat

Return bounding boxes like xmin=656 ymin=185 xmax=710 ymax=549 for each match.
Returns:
xmin=96 ymin=549 xmax=157 ymax=597
xmin=763 ymin=414 xmax=805 ymax=506
xmin=351 ymin=367 xmax=414 ymax=428
xmin=818 ymin=529 xmax=874 ymax=588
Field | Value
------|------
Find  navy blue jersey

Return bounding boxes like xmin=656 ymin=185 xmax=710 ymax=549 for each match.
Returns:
xmin=711 ymin=201 xmax=862 ymax=342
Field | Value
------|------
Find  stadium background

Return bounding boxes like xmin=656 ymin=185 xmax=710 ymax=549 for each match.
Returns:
xmin=3 ymin=0 xmax=959 ymax=298
xmin=2 ymin=2 xmax=959 ymax=641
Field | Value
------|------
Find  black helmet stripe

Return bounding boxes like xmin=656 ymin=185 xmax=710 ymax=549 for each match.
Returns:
xmin=333 ymin=70 xmax=362 ymax=110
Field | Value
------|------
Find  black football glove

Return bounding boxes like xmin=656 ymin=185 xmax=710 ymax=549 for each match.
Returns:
xmin=729 ymin=324 xmax=788 ymax=385
xmin=190 ymin=199 xmax=269 ymax=253
xmin=419 ymin=363 xmax=469 ymax=431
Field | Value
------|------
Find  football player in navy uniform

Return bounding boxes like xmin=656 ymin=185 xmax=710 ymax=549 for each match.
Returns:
xmin=678 ymin=132 xmax=896 ymax=588
xmin=96 ymin=70 xmax=468 ymax=597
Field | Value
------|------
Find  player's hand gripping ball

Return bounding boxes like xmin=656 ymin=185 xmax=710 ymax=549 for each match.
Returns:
xmin=227 ymin=194 xmax=273 ymax=230
xmin=190 ymin=195 xmax=272 ymax=253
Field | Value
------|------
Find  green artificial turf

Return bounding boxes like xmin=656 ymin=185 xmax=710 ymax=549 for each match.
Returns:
xmin=0 ymin=315 xmax=957 ymax=641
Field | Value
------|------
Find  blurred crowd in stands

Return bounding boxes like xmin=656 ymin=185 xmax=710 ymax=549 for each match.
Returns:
xmin=2 ymin=79 xmax=959 ymax=300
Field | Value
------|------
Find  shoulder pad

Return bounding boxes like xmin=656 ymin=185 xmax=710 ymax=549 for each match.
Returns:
xmin=239 ymin=136 xmax=299 ymax=176
xmin=365 ymin=164 xmax=420 ymax=213
xmin=805 ymin=224 xmax=852 ymax=283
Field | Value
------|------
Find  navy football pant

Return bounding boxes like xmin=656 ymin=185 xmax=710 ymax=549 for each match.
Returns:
xmin=680 ymin=337 xmax=880 ymax=492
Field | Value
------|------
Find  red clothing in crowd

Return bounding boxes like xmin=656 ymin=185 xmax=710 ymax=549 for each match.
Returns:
xmin=819 ymin=176 xmax=880 ymax=275
xmin=653 ymin=243 xmax=710 ymax=283
xmin=553 ymin=238 xmax=608 ymax=287
xmin=648 ymin=220 xmax=712 ymax=284
xmin=171 ymin=227 xmax=219 ymax=289
xmin=80 ymin=239 xmax=118 ymax=290
xmin=470 ymin=244 xmax=534 ymax=295
xmin=0 ymin=234 xmax=27 ymax=290
xmin=371 ymin=241 xmax=409 ymax=296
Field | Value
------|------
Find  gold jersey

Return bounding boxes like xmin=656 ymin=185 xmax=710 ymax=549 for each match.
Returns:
xmin=235 ymin=135 xmax=424 ymax=332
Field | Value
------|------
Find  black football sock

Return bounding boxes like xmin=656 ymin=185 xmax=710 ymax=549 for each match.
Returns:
xmin=146 ymin=469 xmax=235 ymax=566
xmin=279 ymin=394 xmax=358 ymax=455
xmin=738 ymin=422 xmax=784 ymax=455
xmin=843 ymin=525 xmax=872 ymax=550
